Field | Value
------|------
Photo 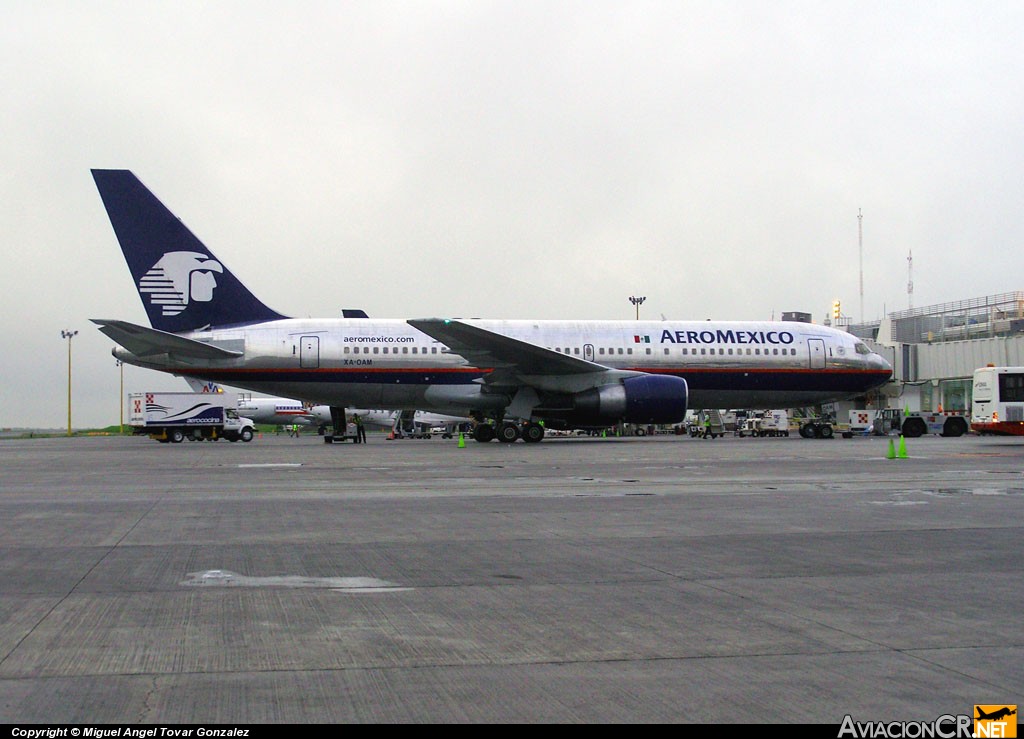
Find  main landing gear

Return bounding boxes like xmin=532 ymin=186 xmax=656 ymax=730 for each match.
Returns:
xmin=472 ymin=420 xmax=545 ymax=443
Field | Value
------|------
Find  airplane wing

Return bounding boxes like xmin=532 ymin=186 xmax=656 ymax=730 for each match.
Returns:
xmin=408 ymin=318 xmax=613 ymax=377
xmin=91 ymin=319 xmax=243 ymax=360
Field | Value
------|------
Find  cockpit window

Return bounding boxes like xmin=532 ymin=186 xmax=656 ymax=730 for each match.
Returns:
xmin=854 ymin=342 xmax=871 ymax=355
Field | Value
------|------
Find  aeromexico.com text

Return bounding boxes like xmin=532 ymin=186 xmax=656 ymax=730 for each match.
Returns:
xmin=342 ymin=336 xmax=416 ymax=343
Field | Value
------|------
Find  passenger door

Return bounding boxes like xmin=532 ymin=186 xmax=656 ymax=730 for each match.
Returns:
xmin=300 ymin=335 xmax=320 ymax=369
xmin=807 ymin=339 xmax=825 ymax=369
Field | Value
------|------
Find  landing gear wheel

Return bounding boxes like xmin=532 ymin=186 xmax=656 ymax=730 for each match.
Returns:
xmin=498 ymin=423 xmax=520 ymax=443
xmin=473 ymin=424 xmax=495 ymax=443
xmin=522 ymin=423 xmax=545 ymax=443
xmin=819 ymin=424 xmax=834 ymax=439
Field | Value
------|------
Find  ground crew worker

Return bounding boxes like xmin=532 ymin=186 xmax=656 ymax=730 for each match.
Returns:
xmin=355 ymin=414 xmax=367 ymax=444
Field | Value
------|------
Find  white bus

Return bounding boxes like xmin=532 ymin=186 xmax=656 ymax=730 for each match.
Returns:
xmin=971 ymin=365 xmax=1024 ymax=435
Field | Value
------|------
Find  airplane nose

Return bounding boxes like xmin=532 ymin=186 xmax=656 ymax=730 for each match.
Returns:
xmin=869 ymin=353 xmax=893 ymax=374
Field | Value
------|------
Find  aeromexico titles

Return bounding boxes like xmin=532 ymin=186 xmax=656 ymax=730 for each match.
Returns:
xmin=90 ymin=170 xmax=892 ymax=443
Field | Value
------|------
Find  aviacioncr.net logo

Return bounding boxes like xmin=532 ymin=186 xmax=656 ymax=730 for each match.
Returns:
xmin=139 ymin=251 xmax=223 ymax=316
xmin=838 ymin=714 xmax=973 ymax=738
xmin=975 ymin=706 xmax=1017 ymax=738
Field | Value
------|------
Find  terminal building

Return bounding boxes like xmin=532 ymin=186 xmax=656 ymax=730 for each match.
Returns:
xmin=836 ymin=291 xmax=1024 ymax=415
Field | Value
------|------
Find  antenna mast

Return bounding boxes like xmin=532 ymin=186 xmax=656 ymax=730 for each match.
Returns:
xmin=858 ymin=208 xmax=864 ymax=323
xmin=907 ymin=249 xmax=914 ymax=310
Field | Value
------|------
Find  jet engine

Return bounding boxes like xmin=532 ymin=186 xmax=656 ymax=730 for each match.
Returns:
xmin=571 ymin=375 xmax=688 ymax=424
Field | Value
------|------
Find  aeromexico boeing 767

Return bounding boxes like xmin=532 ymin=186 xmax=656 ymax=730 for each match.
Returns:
xmin=90 ymin=170 xmax=892 ymax=443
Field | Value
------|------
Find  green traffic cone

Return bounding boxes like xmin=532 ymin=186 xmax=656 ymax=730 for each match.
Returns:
xmin=898 ymin=435 xmax=908 ymax=459
xmin=458 ymin=432 xmax=465 ymax=448
xmin=886 ymin=438 xmax=896 ymax=459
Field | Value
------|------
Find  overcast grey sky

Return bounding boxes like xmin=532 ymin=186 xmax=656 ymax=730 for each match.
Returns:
xmin=3 ymin=1 xmax=1022 ymax=428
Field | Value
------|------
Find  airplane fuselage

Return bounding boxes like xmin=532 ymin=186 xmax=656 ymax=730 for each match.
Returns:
xmin=117 ymin=317 xmax=891 ymax=416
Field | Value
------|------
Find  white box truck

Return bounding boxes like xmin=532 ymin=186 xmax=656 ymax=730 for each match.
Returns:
xmin=129 ymin=392 xmax=256 ymax=443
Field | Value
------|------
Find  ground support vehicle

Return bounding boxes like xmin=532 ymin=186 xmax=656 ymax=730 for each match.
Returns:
xmin=690 ymin=410 xmax=726 ymax=439
xmin=795 ymin=412 xmax=836 ymax=439
xmin=737 ymin=409 xmax=790 ymax=437
xmin=872 ymin=408 xmax=969 ymax=438
xmin=764 ymin=411 xmax=790 ymax=437
xmin=736 ymin=416 xmax=761 ymax=437
xmin=971 ymin=365 xmax=1024 ymax=435
xmin=129 ymin=392 xmax=256 ymax=443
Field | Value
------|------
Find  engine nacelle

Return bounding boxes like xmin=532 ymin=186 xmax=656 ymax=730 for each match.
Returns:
xmin=572 ymin=375 xmax=688 ymax=424
xmin=422 ymin=384 xmax=508 ymax=411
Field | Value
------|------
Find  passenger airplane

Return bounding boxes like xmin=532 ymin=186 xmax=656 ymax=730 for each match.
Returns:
xmin=184 ymin=378 xmax=467 ymax=434
xmin=237 ymin=396 xmax=328 ymax=428
xmin=235 ymin=398 xmax=464 ymax=436
xmin=90 ymin=170 xmax=893 ymax=443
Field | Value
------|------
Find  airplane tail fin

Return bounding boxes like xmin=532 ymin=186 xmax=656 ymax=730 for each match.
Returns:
xmin=91 ymin=169 xmax=287 ymax=332
xmin=182 ymin=376 xmax=227 ymax=394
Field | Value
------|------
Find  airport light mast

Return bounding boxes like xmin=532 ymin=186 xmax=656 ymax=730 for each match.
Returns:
xmin=629 ymin=295 xmax=646 ymax=320
xmin=117 ymin=359 xmax=124 ymax=435
xmin=61 ymin=329 xmax=77 ymax=436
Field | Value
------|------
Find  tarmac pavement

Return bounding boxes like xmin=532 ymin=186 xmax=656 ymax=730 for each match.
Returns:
xmin=0 ymin=431 xmax=1021 ymax=723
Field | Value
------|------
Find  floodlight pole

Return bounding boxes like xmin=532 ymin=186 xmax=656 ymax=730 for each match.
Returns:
xmin=117 ymin=359 xmax=124 ymax=434
xmin=629 ymin=295 xmax=646 ymax=321
xmin=61 ymin=329 xmax=78 ymax=436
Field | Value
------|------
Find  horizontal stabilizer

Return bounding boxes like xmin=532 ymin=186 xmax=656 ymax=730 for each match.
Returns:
xmin=91 ymin=319 xmax=243 ymax=360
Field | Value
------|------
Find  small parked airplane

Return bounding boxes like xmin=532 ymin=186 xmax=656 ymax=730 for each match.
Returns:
xmin=182 ymin=379 xmax=468 ymax=436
